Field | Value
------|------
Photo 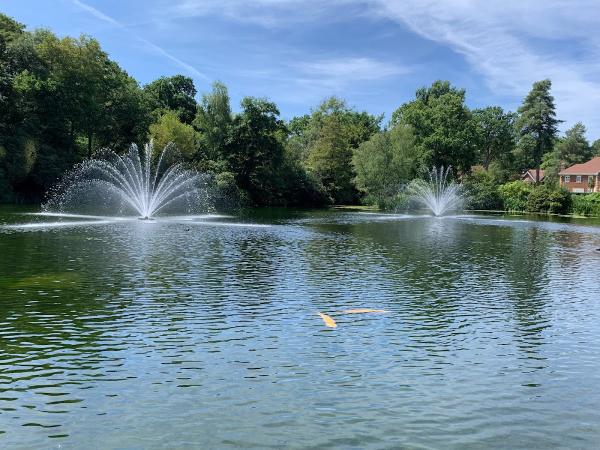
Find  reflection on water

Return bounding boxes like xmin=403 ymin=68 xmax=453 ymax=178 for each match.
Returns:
xmin=1 ymin=209 xmax=600 ymax=449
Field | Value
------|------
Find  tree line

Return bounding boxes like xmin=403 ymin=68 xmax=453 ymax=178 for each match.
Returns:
xmin=1 ymin=13 xmax=599 ymax=208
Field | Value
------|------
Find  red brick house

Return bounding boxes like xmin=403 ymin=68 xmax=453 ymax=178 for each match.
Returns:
xmin=521 ymin=169 xmax=545 ymax=183
xmin=559 ymin=157 xmax=600 ymax=193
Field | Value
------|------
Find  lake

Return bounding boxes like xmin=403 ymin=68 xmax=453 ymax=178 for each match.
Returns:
xmin=1 ymin=207 xmax=600 ymax=449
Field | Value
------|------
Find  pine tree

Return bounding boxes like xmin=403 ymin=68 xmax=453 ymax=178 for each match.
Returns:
xmin=516 ymin=79 xmax=561 ymax=182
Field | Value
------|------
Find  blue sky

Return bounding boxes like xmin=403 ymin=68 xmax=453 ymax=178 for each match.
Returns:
xmin=4 ymin=0 xmax=600 ymax=138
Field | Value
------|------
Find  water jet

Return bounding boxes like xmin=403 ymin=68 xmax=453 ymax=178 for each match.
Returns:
xmin=407 ymin=166 xmax=464 ymax=216
xmin=44 ymin=142 xmax=212 ymax=218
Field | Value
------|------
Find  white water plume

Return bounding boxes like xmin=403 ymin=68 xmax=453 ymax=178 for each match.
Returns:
xmin=43 ymin=142 xmax=213 ymax=218
xmin=408 ymin=166 xmax=464 ymax=216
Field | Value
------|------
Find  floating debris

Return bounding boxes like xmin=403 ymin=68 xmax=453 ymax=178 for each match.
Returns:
xmin=342 ymin=308 xmax=389 ymax=314
xmin=318 ymin=312 xmax=337 ymax=328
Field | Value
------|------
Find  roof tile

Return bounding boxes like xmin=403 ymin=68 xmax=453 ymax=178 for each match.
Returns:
xmin=559 ymin=157 xmax=600 ymax=175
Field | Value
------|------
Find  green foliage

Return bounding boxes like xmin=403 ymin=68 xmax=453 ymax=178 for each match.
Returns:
xmin=193 ymin=81 xmax=232 ymax=164
xmin=555 ymin=122 xmax=592 ymax=164
xmin=592 ymin=139 xmax=600 ymax=156
xmin=0 ymin=14 xmax=25 ymax=48
xmin=22 ymin=32 xmax=144 ymax=156
xmin=210 ymin=171 xmax=245 ymax=209
xmin=498 ymin=180 xmax=533 ymax=212
xmin=225 ymin=97 xmax=287 ymax=204
xmin=292 ymin=97 xmax=381 ymax=204
xmin=352 ymin=124 xmax=417 ymax=209
xmin=498 ymin=180 xmax=571 ymax=214
xmin=149 ymin=111 xmax=198 ymax=159
xmin=0 ymin=13 xmax=596 ymax=213
xmin=526 ymin=185 xmax=571 ymax=214
xmin=143 ymin=75 xmax=197 ymax=124
xmin=543 ymin=122 xmax=592 ymax=182
xmin=0 ymin=19 xmax=149 ymax=201
xmin=306 ymin=113 xmax=355 ymax=203
xmin=391 ymin=80 xmax=476 ymax=173
xmin=278 ymin=149 xmax=328 ymax=206
xmin=462 ymin=171 xmax=503 ymax=210
xmin=472 ymin=106 xmax=515 ymax=170
xmin=183 ymin=82 xmax=326 ymax=207
xmin=571 ymin=193 xmax=600 ymax=217
xmin=515 ymin=79 xmax=561 ymax=180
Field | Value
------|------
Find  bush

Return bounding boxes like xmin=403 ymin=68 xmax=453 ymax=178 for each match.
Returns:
xmin=352 ymin=125 xmax=417 ymax=210
xmin=571 ymin=193 xmax=600 ymax=216
xmin=363 ymin=191 xmax=409 ymax=211
xmin=0 ymin=168 xmax=14 ymax=203
xmin=526 ymin=185 xmax=571 ymax=214
xmin=462 ymin=172 xmax=503 ymax=210
xmin=498 ymin=180 xmax=532 ymax=211
xmin=211 ymin=171 xmax=245 ymax=209
xmin=546 ymin=188 xmax=572 ymax=214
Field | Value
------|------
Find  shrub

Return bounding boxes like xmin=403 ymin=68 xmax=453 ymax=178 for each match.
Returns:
xmin=526 ymin=185 xmax=571 ymax=214
xmin=211 ymin=171 xmax=245 ymax=209
xmin=462 ymin=172 xmax=503 ymax=210
xmin=364 ymin=191 xmax=409 ymax=211
xmin=352 ymin=125 xmax=417 ymax=210
xmin=498 ymin=180 xmax=532 ymax=211
xmin=571 ymin=193 xmax=600 ymax=216
xmin=546 ymin=188 xmax=572 ymax=214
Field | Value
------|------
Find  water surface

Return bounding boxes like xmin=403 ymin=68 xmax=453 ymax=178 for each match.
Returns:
xmin=1 ymin=207 xmax=600 ymax=449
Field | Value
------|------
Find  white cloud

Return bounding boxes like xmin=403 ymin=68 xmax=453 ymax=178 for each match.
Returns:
xmin=370 ymin=0 xmax=600 ymax=137
xmin=165 ymin=0 xmax=366 ymax=27
xmin=166 ymin=0 xmax=600 ymax=136
xmin=229 ymin=57 xmax=408 ymax=105
xmin=298 ymin=57 xmax=408 ymax=81
xmin=74 ymin=0 xmax=600 ymax=136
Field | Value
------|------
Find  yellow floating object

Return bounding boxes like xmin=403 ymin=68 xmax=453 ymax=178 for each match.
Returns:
xmin=342 ymin=308 xmax=389 ymax=314
xmin=318 ymin=312 xmax=337 ymax=328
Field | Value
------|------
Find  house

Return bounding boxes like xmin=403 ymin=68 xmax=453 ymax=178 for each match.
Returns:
xmin=521 ymin=169 xmax=545 ymax=183
xmin=559 ymin=157 xmax=600 ymax=193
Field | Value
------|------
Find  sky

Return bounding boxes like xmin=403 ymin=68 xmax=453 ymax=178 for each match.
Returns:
xmin=3 ymin=0 xmax=600 ymax=139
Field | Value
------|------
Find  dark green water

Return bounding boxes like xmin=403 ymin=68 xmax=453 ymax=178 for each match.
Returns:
xmin=1 ymin=207 xmax=600 ymax=449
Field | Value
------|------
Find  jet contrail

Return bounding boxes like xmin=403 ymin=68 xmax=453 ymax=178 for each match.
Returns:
xmin=71 ymin=0 xmax=211 ymax=81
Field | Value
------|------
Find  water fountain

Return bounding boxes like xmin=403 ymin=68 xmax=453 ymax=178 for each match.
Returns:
xmin=43 ymin=141 xmax=213 ymax=219
xmin=407 ymin=166 xmax=464 ymax=216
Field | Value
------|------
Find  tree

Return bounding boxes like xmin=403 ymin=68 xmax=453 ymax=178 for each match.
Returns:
xmin=592 ymin=139 xmax=600 ymax=156
xmin=149 ymin=111 xmax=198 ymax=159
xmin=14 ymin=32 xmax=144 ymax=157
xmin=0 ymin=14 xmax=26 ymax=124
xmin=0 ymin=14 xmax=28 ymax=201
xmin=193 ymin=81 xmax=232 ymax=165
xmin=288 ymin=115 xmax=311 ymax=137
xmin=306 ymin=113 xmax=354 ymax=203
xmin=542 ymin=122 xmax=592 ymax=183
xmin=225 ymin=97 xmax=287 ymax=204
xmin=557 ymin=122 xmax=591 ymax=164
xmin=515 ymin=79 xmax=561 ymax=182
xmin=143 ymin=75 xmax=197 ymax=124
xmin=391 ymin=80 xmax=476 ymax=173
xmin=95 ymin=72 xmax=149 ymax=151
xmin=498 ymin=180 xmax=533 ymax=211
xmin=0 ymin=18 xmax=150 ymax=201
xmin=310 ymin=97 xmax=381 ymax=148
xmin=352 ymin=124 xmax=417 ymax=208
xmin=472 ymin=106 xmax=515 ymax=170
xmin=293 ymin=97 xmax=381 ymax=203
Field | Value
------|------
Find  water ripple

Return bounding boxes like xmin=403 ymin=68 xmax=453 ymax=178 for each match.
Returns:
xmin=0 ymin=210 xmax=599 ymax=448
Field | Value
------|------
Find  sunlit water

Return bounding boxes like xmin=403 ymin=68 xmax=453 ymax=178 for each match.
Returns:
xmin=1 ymin=207 xmax=600 ymax=449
